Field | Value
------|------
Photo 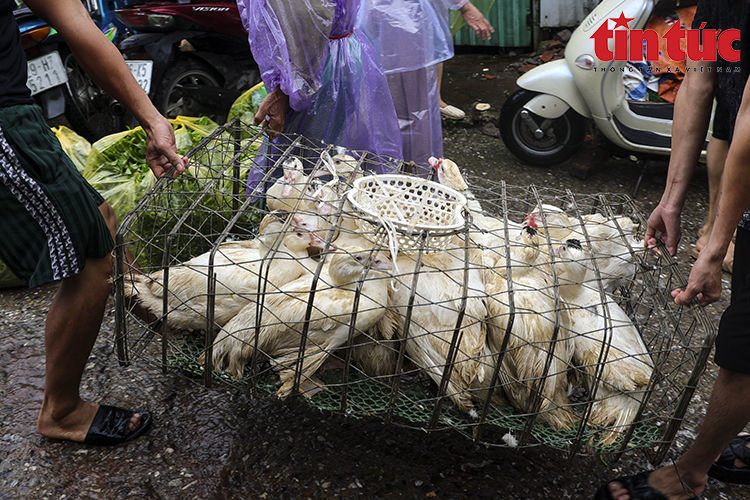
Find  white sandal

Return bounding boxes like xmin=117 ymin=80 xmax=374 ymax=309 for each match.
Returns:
xmin=440 ymin=104 xmax=465 ymax=120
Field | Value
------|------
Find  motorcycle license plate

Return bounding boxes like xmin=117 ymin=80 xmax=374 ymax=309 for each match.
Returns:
xmin=127 ymin=60 xmax=153 ymax=95
xmin=26 ymin=51 xmax=68 ymax=96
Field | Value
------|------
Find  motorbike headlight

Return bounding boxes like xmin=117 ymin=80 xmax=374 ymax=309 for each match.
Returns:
xmin=148 ymin=14 xmax=175 ymax=29
xmin=574 ymin=55 xmax=596 ymax=70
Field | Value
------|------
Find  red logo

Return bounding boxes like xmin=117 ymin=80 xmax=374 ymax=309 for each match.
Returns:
xmin=591 ymin=12 xmax=740 ymax=62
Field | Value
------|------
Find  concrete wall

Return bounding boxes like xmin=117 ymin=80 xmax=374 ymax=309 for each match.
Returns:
xmin=540 ymin=0 xmax=599 ymax=27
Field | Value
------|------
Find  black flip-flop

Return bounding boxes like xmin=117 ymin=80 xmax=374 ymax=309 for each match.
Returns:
xmin=594 ymin=471 xmax=698 ymax=500
xmin=708 ymin=435 xmax=750 ymax=485
xmin=82 ymin=405 xmax=152 ymax=446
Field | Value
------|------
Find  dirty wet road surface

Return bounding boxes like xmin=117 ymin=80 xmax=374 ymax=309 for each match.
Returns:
xmin=1 ymin=52 xmax=748 ymax=499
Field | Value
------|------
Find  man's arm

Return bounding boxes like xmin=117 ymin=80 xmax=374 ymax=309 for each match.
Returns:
xmin=24 ymin=0 xmax=186 ymax=178
xmin=645 ymin=58 xmax=716 ymax=255
xmin=674 ymin=78 xmax=750 ymax=306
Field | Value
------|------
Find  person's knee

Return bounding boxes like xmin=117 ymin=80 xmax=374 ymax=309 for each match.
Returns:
xmin=98 ymin=202 xmax=117 ymax=239
xmin=62 ymin=255 xmax=114 ymax=296
xmin=90 ymin=255 xmax=115 ymax=284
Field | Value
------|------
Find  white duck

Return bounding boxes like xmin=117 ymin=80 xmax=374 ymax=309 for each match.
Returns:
xmin=291 ymin=179 xmax=342 ymax=244
xmin=577 ymin=213 xmax=643 ymax=293
xmin=429 ymin=156 xmax=526 ymax=261
xmin=123 ymin=212 xmax=329 ymax=331
xmin=332 ymin=153 xmax=362 ymax=184
xmin=266 ymin=154 xmax=336 ymax=208
xmin=553 ymin=238 xmax=653 ymax=445
xmin=211 ymin=248 xmax=393 ymax=396
xmin=266 ymin=157 xmax=308 ymax=212
xmin=430 ymin=157 xmax=482 ymax=214
xmin=484 ymin=224 xmax=577 ymax=430
xmin=390 ymin=248 xmax=489 ymax=412
xmin=526 ymin=204 xmax=575 ymax=242
xmin=526 ymin=206 xmax=642 ymax=292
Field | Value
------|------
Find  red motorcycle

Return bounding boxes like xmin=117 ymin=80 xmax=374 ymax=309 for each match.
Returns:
xmin=115 ymin=1 xmax=260 ymax=122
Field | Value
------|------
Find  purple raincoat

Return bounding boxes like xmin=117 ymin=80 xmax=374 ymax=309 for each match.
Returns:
xmin=238 ymin=0 xmax=402 ymax=167
xmin=356 ymin=0 xmax=467 ymax=168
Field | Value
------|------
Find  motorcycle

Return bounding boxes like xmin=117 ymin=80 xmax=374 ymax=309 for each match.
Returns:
xmin=15 ymin=5 xmax=68 ymax=121
xmin=16 ymin=1 xmax=140 ymax=141
xmin=115 ymin=1 xmax=261 ymax=123
xmin=59 ymin=0 xmax=140 ymax=142
xmin=499 ymin=0 xmax=708 ymax=192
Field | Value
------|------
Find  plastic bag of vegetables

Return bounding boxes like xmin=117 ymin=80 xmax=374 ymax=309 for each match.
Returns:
xmin=83 ymin=116 xmax=266 ymax=267
xmin=83 ymin=116 xmax=220 ymax=222
xmin=83 ymin=127 xmax=156 ymax=223
xmin=227 ymin=81 xmax=267 ymax=127
xmin=52 ymin=126 xmax=91 ymax=174
xmin=0 ymin=261 xmax=25 ymax=289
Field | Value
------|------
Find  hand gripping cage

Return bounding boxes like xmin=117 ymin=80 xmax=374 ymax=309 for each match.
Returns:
xmin=112 ymin=119 xmax=716 ymax=465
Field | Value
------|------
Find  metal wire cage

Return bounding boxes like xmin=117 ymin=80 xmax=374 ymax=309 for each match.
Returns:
xmin=113 ymin=119 xmax=716 ymax=465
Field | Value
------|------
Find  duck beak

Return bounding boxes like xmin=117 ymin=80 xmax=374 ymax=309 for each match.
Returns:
xmin=428 ymin=156 xmax=442 ymax=171
xmin=292 ymin=215 xmax=320 ymax=232
xmin=369 ymin=255 xmax=393 ymax=271
xmin=308 ymin=232 xmax=336 ymax=251
xmin=316 ymin=200 xmax=332 ymax=215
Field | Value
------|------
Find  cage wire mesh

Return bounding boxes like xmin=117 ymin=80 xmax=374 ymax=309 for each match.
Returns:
xmin=113 ymin=119 xmax=715 ymax=464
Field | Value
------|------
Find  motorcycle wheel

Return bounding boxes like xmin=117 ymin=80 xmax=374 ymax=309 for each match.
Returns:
xmin=152 ymin=57 xmax=223 ymax=120
xmin=499 ymin=89 xmax=586 ymax=167
xmin=61 ymin=48 xmax=125 ymax=143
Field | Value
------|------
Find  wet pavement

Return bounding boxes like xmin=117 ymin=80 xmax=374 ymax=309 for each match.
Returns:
xmin=1 ymin=52 xmax=747 ymax=499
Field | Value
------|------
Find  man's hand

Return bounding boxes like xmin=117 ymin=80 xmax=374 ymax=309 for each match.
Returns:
xmin=254 ymin=87 xmax=289 ymax=140
xmin=671 ymin=250 xmax=723 ymax=306
xmin=645 ymin=203 xmax=682 ymax=256
xmin=144 ymin=118 xmax=188 ymax=178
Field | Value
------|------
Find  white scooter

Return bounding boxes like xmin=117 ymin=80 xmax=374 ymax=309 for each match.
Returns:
xmin=500 ymin=0 xmax=707 ymax=188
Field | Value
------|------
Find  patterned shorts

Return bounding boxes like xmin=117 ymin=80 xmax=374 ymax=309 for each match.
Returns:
xmin=0 ymin=104 xmax=113 ymax=288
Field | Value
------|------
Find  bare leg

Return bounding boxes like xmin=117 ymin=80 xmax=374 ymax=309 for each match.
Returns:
xmin=437 ymin=62 xmax=447 ymax=108
xmin=697 ymin=137 xmax=729 ymax=251
xmin=36 ymin=202 xmax=141 ymax=441
xmin=607 ymin=368 xmax=750 ymax=500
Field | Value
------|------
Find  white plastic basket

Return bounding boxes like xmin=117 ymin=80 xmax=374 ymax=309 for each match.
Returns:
xmin=346 ymin=174 xmax=468 ymax=251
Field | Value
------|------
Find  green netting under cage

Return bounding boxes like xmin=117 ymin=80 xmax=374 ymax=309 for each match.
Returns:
xmin=160 ymin=330 xmax=667 ymax=455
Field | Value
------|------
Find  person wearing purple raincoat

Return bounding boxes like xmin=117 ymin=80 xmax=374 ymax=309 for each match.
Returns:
xmin=237 ymin=0 xmax=402 ymax=174
xmin=355 ymin=0 xmax=476 ymax=168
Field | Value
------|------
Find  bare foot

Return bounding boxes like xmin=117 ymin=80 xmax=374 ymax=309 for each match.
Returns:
xmin=723 ymin=240 xmax=735 ymax=273
xmin=37 ymin=400 xmax=142 ymax=443
xmin=695 ymin=233 xmax=709 ymax=253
